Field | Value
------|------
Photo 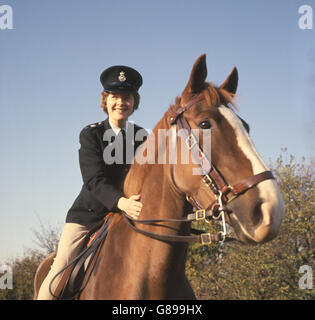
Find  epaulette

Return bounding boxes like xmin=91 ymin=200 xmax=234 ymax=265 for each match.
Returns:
xmin=84 ymin=121 xmax=104 ymax=130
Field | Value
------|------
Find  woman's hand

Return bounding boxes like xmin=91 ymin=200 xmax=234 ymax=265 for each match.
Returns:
xmin=117 ymin=194 xmax=143 ymax=219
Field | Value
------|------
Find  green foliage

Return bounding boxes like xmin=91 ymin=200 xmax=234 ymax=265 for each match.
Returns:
xmin=186 ymin=153 xmax=315 ymax=299
xmin=0 ymin=250 xmax=44 ymax=300
xmin=0 ymin=217 xmax=59 ymax=300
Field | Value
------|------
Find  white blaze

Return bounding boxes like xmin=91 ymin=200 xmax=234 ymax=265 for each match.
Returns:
xmin=218 ymin=105 xmax=285 ymax=242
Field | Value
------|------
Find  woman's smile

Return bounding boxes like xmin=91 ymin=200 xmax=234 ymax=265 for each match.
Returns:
xmin=106 ymin=92 xmax=135 ymax=127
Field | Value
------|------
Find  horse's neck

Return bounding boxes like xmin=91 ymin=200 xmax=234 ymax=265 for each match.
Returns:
xmin=125 ymin=155 xmax=187 ymax=220
xmin=124 ymin=115 xmax=187 ymax=219
xmin=142 ymin=165 xmax=186 ymax=219
xmin=115 ymin=117 xmax=190 ymax=278
xmin=128 ymin=164 xmax=190 ymax=282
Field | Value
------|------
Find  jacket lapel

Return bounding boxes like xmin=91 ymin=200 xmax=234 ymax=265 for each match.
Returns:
xmin=103 ymin=118 xmax=116 ymax=144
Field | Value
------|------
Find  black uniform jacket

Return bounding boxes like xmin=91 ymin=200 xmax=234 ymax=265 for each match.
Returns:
xmin=66 ymin=118 xmax=147 ymax=227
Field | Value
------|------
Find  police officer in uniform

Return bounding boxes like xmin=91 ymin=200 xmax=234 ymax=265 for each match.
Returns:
xmin=37 ymin=66 xmax=147 ymax=299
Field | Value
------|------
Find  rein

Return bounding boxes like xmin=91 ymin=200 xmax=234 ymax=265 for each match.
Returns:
xmin=123 ymin=94 xmax=275 ymax=245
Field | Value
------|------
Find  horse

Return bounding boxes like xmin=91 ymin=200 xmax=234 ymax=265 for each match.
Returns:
xmin=34 ymin=54 xmax=285 ymax=299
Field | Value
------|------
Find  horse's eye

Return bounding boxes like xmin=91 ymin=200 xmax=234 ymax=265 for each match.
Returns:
xmin=199 ymin=120 xmax=211 ymax=129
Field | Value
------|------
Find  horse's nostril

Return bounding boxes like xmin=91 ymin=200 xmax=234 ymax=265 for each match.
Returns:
xmin=253 ymin=200 xmax=264 ymax=225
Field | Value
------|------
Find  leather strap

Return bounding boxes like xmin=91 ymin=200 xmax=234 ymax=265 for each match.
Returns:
xmin=49 ymin=217 xmax=111 ymax=300
xmin=122 ymin=208 xmax=216 ymax=225
xmin=170 ymin=95 xmax=204 ymax=125
xmin=229 ymin=171 xmax=274 ymax=196
xmin=122 ymin=212 xmax=226 ymax=244
xmin=177 ymin=116 xmax=212 ymax=175
xmin=203 ymin=165 xmax=229 ymax=196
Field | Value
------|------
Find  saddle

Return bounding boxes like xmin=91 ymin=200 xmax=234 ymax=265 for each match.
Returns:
xmin=86 ymin=213 xmax=113 ymax=247
xmin=51 ymin=214 xmax=113 ymax=300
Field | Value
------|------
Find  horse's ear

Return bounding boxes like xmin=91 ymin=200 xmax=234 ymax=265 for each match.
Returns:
xmin=183 ymin=54 xmax=207 ymax=94
xmin=220 ymin=67 xmax=238 ymax=94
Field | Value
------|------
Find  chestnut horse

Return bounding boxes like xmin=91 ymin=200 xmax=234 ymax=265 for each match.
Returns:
xmin=34 ymin=54 xmax=285 ymax=299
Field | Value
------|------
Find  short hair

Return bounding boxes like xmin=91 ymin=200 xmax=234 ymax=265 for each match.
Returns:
xmin=100 ymin=91 xmax=140 ymax=114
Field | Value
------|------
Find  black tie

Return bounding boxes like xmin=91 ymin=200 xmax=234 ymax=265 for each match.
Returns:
xmin=120 ymin=129 xmax=126 ymax=164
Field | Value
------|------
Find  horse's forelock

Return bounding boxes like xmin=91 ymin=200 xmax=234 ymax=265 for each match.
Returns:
xmin=204 ymin=83 xmax=238 ymax=111
xmin=157 ymin=84 xmax=238 ymax=131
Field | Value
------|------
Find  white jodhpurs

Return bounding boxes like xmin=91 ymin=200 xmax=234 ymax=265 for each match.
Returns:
xmin=37 ymin=223 xmax=90 ymax=300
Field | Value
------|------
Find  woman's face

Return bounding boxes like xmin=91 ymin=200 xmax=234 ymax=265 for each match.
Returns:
xmin=106 ymin=92 xmax=135 ymax=125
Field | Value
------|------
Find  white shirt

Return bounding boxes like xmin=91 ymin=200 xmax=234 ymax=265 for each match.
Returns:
xmin=108 ymin=118 xmax=129 ymax=135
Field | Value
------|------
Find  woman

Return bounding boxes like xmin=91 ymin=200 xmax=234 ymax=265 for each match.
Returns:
xmin=37 ymin=65 xmax=147 ymax=299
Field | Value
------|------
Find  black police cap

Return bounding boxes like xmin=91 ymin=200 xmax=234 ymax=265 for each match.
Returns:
xmin=100 ymin=65 xmax=143 ymax=93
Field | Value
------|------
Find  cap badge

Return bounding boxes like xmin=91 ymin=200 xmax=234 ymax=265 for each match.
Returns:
xmin=118 ymin=71 xmax=126 ymax=82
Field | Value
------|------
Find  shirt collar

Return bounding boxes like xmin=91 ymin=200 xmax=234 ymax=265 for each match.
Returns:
xmin=108 ymin=118 xmax=129 ymax=135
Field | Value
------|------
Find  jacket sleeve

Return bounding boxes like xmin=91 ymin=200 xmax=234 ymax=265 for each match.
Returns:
xmin=78 ymin=127 xmax=123 ymax=211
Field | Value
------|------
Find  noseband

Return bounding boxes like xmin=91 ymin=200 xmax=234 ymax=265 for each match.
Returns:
xmin=123 ymin=95 xmax=275 ymax=244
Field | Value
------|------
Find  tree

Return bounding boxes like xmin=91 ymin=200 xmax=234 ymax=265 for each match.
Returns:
xmin=0 ymin=218 xmax=61 ymax=300
xmin=31 ymin=217 xmax=61 ymax=255
xmin=0 ymin=251 xmax=43 ymax=300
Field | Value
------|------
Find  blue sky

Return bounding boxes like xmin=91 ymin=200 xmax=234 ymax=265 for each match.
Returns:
xmin=0 ymin=0 xmax=314 ymax=262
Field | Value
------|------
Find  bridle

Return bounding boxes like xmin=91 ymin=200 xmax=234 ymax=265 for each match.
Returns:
xmin=123 ymin=94 xmax=275 ymax=244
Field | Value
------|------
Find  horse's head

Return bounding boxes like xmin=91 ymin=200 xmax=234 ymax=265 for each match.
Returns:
xmin=170 ymin=54 xmax=285 ymax=244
